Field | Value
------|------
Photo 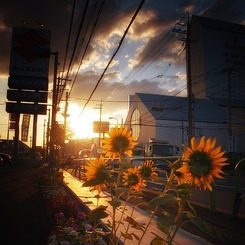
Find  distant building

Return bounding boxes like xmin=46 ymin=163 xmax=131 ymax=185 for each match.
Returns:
xmin=124 ymin=93 xmax=245 ymax=154
xmin=124 ymin=15 xmax=245 ymax=156
xmin=190 ymin=15 xmax=245 ymax=100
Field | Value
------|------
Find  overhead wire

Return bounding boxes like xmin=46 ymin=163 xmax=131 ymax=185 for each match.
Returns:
xmin=68 ymin=0 xmax=106 ymax=97
xmin=77 ymin=0 xmax=146 ymax=118
xmin=61 ymin=0 xmax=76 ymax=81
xmin=60 ymin=0 xmax=90 ymax=105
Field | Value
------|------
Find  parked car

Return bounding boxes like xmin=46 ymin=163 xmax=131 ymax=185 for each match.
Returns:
xmin=18 ymin=151 xmax=43 ymax=160
xmin=0 ymin=153 xmax=12 ymax=166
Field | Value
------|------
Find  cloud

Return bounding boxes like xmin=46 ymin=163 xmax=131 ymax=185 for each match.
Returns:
xmin=0 ymin=0 xmax=244 ymax=142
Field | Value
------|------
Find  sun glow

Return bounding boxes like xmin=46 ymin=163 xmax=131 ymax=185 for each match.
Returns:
xmin=67 ymin=103 xmax=99 ymax=139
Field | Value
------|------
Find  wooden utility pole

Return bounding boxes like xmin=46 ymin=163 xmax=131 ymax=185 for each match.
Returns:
xmin=63 ymin=91 xmax=70 ymax=135
xmin=49 ymin=51 xmax=58 ymax=167
xmin=172 ymin=13 xmax=193 ymax=144
xmin=186 ymin=13 xmax=193 ymax=144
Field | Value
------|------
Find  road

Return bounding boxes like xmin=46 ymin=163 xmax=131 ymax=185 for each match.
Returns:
xmin=146 ymin=175 xmax=245 ymax=218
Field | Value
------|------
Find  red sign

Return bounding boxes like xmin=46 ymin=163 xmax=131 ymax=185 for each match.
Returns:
xmin=9 ymin=113 xmax=17 ymax=121
xmin=9 ymin=121 xmax=16 ymax=130
xmin=21 ymin=114 xmax=31 ymax=142
xmin=9 ymin=27 xmax=51 ymax=78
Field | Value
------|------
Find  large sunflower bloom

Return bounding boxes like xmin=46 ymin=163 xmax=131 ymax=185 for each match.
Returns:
xmin=178 ymin=136 xmax=229 ymax=191
xmin=101 ymin=126 xmax=137 ymax=159
xmin=84 ymin=156 xmax=110 ymax=192
xmin=139 ymin=160 xmax=158 ymax=180
xmin=122 ymin=167 xmax=146 ymax=191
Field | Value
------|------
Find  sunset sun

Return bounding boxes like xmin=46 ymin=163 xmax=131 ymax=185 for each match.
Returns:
xmin=68 ymin=103 xmax=99 ymax=139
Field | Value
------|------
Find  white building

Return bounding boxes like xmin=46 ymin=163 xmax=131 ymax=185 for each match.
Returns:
xmin=124 ymin=93 xmax=245 ymax=154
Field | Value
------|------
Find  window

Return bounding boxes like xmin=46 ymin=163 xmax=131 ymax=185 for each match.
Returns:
xmin=131 ymin=109 xmax=140 ymax=140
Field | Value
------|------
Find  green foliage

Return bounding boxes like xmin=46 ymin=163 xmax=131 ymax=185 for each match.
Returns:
xmin=87 ymin=205 xmax=108 ymax=222
xmin=147 ymin=194 xmax=179 ymax=209
xmin=150 ymin=237 xmax=165 ymax=245
xmin=189 ymin=215 xmax=224 ymax=241
xmin=156 ymin=212 xmax=175 ymax=233
xmin=83 ymin=178 xmax=101 ymax=187
xmin=124 ymin=216 xmax=143 ymax=230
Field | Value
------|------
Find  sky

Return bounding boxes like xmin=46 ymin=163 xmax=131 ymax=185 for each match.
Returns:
xmin=0 ymin=0 xmax=245 ymax=146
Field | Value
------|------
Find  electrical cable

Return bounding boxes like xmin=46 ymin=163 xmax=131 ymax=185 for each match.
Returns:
xmin=78 ymin=0 xmax=146 ymax=118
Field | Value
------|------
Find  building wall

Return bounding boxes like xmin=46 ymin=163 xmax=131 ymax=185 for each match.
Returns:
xmin=190 ymin=15 xmax=245 ymax=100
xmin=125 ymin=93 xmax=245 ymax=154
xmin=130 ymin=96 xmax=156 ymax=144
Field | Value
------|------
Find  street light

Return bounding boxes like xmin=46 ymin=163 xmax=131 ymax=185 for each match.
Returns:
xmin=109 ymin=117 xmax=118 ymax=125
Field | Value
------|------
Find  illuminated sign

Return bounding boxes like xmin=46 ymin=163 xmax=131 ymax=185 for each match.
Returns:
xmin=93 ymin=121 xmax=109 ymax=133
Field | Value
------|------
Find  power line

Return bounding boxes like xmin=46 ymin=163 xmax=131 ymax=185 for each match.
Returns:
xmin=78 ymin=0 xmax=146 ymax=118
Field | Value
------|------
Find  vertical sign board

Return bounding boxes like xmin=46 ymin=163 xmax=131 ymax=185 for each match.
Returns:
xmin=9 ymin=27 xmax=51 ymax=78
xmin=6 ymin=27 xmax=51 ymax=158
xmin=21 ymin=114 xmax=31 ymax=142
xmin=6 ymin=27 xmax=51 ymax=114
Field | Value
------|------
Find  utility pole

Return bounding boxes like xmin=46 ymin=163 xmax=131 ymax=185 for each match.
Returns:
xmin=186 ymin=13 xmax=193 ymax=144
xmin=94 ymin=100 xmax=102 ymax=147
xmin=49 ymin=51 xmax=58 ymax=167
xmin=46 ymin=108 xmax=51 ymax=158
xmin=172 ymin=13 xmax=193 ymax=144
xmin=63 ymin=91 xmax=70 ymax=137
xmin=228 ymin=68 xmax=232 ymax=137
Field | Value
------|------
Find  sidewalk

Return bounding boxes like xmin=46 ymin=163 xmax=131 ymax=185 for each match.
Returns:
xmin=63 ymin=170 xmax=212 ymax=245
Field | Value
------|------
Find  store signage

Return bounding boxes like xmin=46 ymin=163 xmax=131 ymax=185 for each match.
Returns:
xmin=7 ymin=89 xmax=48 ymax=103
xmin=8 ymin=76 xmax=48 ymax=91
xmin=9 ymin=27 xmax=51 ymax=78
xmin=21 ymin=114 xmax=31 ymax=142
xmin=6 ymin=102 xmax=47 ymax=115
xmin=93 ymin=121 xmax=109 ymax=133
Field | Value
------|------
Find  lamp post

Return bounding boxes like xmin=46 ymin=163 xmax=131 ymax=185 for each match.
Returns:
xmin=109 ymin=117 xmax=118 ymax=126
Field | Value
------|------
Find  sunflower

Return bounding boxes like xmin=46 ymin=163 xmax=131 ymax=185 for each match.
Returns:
xmin=177 ymin=136 xmax=229 ymax=191
xmin=84 ymin=156 xmax=111 ymax=192
xmin=101 ymin=126 xmax=137 ymax=159
xmin=122 ymin=167 xmax=146 ymax=191
xmin=139 ymin=160 xmax=158 ymax=180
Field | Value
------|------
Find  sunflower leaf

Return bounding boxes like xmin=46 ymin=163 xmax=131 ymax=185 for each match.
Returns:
xmin=150 ymin=236 xmax=166 ymax=245
xmin=108 ymin=200 xmax=121 ymax=208
xmin=157 ymin=212 xmax=175 ymax=229
xmin=190 ymin=216 xmax=224 ymax=241
xmin=87 ymin=205 xmax=108 ymax=222
xmin=124 ymin=216 xmax=142 ymax=230
xmin=156 ymin=221 xmax=171 ymax=236
xmin=82 ymin=178 xmax=101 ymax=187
xmin=147 ymin=194 xmax=179 ymax=209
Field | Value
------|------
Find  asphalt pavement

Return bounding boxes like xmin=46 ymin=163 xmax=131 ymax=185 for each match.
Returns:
xmin=0 ymin=164 xmax=51 ymax=245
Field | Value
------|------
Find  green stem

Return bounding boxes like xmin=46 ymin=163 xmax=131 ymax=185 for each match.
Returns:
xmin=138 ymin=169 xmax=177 ymax=244
xmin=166 ymin=178 xmax=193 ymax=245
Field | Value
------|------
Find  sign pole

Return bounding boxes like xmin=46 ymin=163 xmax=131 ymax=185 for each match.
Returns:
xmin=31 ymin=113 xmax=37 ymax=159
xmin=13 ymin=113 xmax=20 ymax=162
